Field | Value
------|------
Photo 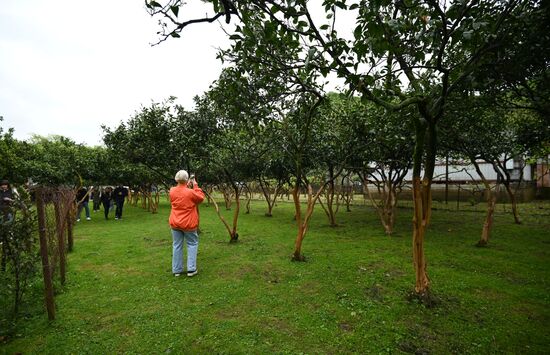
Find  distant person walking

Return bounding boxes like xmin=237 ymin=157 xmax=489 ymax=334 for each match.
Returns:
xmin=0 ymin=179 xmax=14 ymax=222
xmin=91 ymin=186 xmax=101 ymax=212
xmin=113 ymin=184 xmax=128 ymax=220
xmin=101 ymin=186 xmax=113 ymax=220
xmin=0 ymin=179 xmax=15 ymax=272
xmin=76 ymin=187 xmax=91 ymax=222
xmin=169 ymin=170 xmax=204 ymax=277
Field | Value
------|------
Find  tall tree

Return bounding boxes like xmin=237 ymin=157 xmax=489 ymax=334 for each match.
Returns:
xmin=102 ymin=97 xmax=181 ymax=186
xmin=349 ymin=99 xmax=414 ymax=235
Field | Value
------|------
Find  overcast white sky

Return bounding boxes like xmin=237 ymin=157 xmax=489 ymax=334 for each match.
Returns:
xmin=0 ymin=0 xmax=231 ymax=146
xmin=1 ymin=1 xmax=354 ymax=147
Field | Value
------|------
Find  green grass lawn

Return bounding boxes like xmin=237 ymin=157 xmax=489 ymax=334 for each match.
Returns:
xmin=1 ymin=198 xmax=549 ymax=354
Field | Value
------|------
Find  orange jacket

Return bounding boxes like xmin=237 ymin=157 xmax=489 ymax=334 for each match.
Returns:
xmin=169 ymin=184 xmax=205 ymax=231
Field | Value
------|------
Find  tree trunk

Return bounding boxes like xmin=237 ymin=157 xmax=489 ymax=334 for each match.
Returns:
xmin=472 ymin=159 xmax=498 ymax=247
xmin=325 ymin=177 xmax=337 ymax=227
xmin=478 ymin=184 xmax=498 ymax=247
xmin=410 ymin=114 xmax=434 ymax=297
xmin=258 ymin=178 xmax=281 ymax=217
xmin=412 ymin=177 xmax=430 ymax=295
xmin=503 ymin=182 xmax=521 ymax=224
xmin=230 ymin=186 xmax=240 ymax=243
xmin=244 ymin=186 xmax=251 ymax=214
xmin=208 ymin=193 xmax=236 ymax=242
xmin=363 ymin=178 xmax=398 ymax=235
xmin=222 ymin=185 xmax=233 ymax=210
xmin=292 ymin=183 xmax=328 ymax=261
xmin=291 ymin=183 xmax=306 ymax=261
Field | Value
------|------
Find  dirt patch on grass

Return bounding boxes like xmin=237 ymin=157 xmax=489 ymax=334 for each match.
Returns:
xmin=406 ymin=290 xmax=441 ymax=308
xmin=216 ymin=264 xmax=257 ymax=280
xmin=365 ymin=284 xmax=385 ymax=302
xmin=338 ymin=322 xmax=354 ymax=332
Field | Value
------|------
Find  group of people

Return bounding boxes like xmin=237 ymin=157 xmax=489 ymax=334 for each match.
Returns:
xmin=76 ymin=173 xmax=206 ymax=279
xmin=2 ymin=173 xmax=206 ymax=279
xmin=75 ymin=185 xmax=128 ymax=221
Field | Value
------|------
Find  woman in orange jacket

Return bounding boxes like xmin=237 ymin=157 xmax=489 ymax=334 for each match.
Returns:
xmin=169 ymin=170 xmax=205 ymax=277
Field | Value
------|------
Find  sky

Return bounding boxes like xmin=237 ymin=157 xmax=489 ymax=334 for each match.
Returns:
xmin=0 ymin=1 xmax=232 ymax=146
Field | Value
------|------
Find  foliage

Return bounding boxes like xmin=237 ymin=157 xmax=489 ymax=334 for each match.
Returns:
xmin=471 ymin=0 xmax=550 ymax=117
xmin=102 ymin=98 xmax=180 ymax=185
xmin=0 ymin=119 xmax=30 ymax=184
xmin=23 ymin=135 xmax=89 ymax=186
xmin=0 ymin=191 xmax=39 ymax=323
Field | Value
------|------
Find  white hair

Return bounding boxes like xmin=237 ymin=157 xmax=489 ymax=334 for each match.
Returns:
xmin=174 ymin=170 xmax=189 ymax=183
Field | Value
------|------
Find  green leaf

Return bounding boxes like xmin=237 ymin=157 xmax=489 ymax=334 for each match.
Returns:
xmin=353 ymin=25 xmax=363 ymax=40
xmin=171 ymin=32 xmax=181 ymax=38
xmin=170 ymin=5 xmax=179 ymax=17
xmin=149 ymin=1 xmax=162 ymax=8
xmin=320 ymin=24 xmax=329 ymax=30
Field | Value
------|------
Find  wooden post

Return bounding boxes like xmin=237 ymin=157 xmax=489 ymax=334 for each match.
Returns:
xmin=36 ymin=188 xmax=55 ymax=320
xmin=445 ymin=156 xmax=449 ymax=205
xmin=54 ymin=202 xmax=66 ymax=285
xmin=456 ymin=184 xmax=461 ymax=210
xmin=67 ymin=208 xmax=74 ymax=252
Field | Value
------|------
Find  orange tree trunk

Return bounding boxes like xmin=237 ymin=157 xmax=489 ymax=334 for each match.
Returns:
xmin=473 ymin=160 xmax=497 ymax=247
xmin=291 ymin=184 xmax=305 ymax=261
xmin=410 ymin=115 xmax=436 ymax=296
xmin=292 ymin=182 xmax=329 ymax=261
xmin=504 ymin=182 xmax=521 ymax=224
xmin=412 ymin=177 xmax=430 ymax=294
xmin=479 ymin=187 xmax=497 ymax=247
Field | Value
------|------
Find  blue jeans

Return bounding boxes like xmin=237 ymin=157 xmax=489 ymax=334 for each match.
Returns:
xmin=171 ymin=229 xmax=199 ymax=274
xmin=77 ymin=201 xmax=90 ymax=219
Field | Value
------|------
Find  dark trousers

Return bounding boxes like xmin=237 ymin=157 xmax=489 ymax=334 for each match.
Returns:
xmin=93 ymin=198 xmax=101 ymax=211
xmin=115 ymin=199 xmax=125 ymax=218
xmin=102 ymin=201 xmax=110 ymax=219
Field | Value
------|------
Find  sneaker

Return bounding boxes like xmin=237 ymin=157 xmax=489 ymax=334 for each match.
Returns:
xmin=174 ymin=273 xmax=182 ymax=277
xmin=115 ymin=217 xmax=119 ymax=220
xmin=76 ymin=219 xmax=80 ymax=222
xmin=86 ymin=217 xmax=91 ymax=221
xmin=187 ymin=270 xmax=198 ymax=277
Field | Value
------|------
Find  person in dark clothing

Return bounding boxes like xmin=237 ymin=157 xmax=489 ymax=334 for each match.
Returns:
xmin=91 ymin=186 xmax=101 ymax=212
xmin=0 ymin=179 xmax=14 ymax=272
xmin=113 ymin=185 xmax=128 ymax=220
xmin=100 ymin=186 xmax=113 ymax=220
xmin=0 ymin=179 xmax=14 ymax=222
xmin=76 ymin=187 xmax=91 ymax=222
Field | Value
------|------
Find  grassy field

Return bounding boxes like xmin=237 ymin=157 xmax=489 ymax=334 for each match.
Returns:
xmin=1 ymin=197 xmax=549 ymax=354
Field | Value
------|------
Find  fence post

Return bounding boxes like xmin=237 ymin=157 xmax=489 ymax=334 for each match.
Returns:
xmin=456 ymin=184 xmax=461 ymax=211
xmin=54 ymin=201 xmax=66 ymax=285
xmin=36 ymin=188 xmax=55 ymax=320
xmin=67 ymin=208 xmax=74 ymax=252
xmin=445 ymin=155 xmax=449 ymax=205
